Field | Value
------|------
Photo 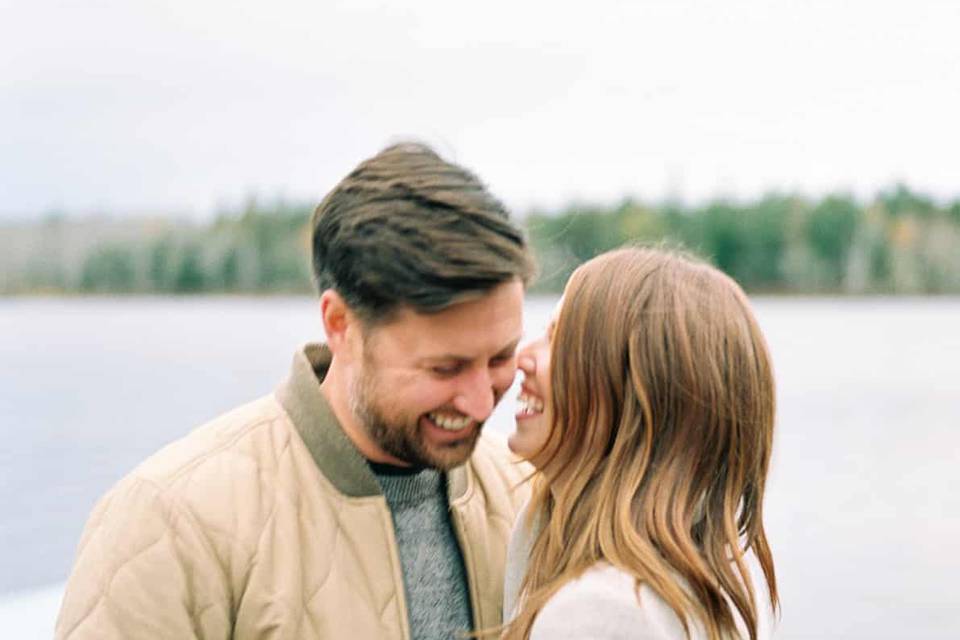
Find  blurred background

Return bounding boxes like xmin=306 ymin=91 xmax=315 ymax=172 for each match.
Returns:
xmin=2 ymin=1 xmax=958 ymax=638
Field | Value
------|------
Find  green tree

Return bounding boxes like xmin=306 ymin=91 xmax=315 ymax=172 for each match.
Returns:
xmin=173 ymin=244 xmax=205 ymax=292
xmin=879 ymin=184 xmax=936 ymax=218
xmin=805 ymin=194 xmax=860 ymax=286
xmin=218 ymin=246 xmax=241 ymax=291
xmin=148 ymin=238 xmax=176 ymax=291
xmin=80 ymin=246 xmax=137 ymax=292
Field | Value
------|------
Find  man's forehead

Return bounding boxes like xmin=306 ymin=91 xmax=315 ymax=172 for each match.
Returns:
xmin=366 ymin=287 xmax=524 ymax=358
xmin=420 ymin=335 xmax=522 ymax=362
xmin=386 ymin=314 xmax=522 ymax=352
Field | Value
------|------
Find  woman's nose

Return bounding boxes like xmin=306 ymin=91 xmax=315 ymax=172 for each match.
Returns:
xmin=516 ymin=352 xmax=536 ymax=375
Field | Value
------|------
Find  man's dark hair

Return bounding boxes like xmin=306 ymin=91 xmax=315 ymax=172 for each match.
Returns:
xmin=311 ymin=142 xmax=536 ymax=323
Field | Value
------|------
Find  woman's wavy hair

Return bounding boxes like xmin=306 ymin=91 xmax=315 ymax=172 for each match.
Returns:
xmin=505 ymin=246 xmax=779 ymax=640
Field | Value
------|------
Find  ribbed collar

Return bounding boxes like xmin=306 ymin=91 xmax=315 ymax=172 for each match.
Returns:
xmin=275 ymin=343 xmax=469 ymax=501
xmin=372 ymin=467 xmax=444 ymax=509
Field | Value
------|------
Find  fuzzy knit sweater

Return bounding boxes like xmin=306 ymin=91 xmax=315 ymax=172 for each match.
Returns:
xmin=503 ymin=502 xmax=776 ymax=639
xmin=371 ymin=462 xmax=473 ymax=639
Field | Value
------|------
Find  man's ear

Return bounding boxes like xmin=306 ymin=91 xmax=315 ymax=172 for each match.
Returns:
xmin=319 ymin=290 xmax=357 ymax=358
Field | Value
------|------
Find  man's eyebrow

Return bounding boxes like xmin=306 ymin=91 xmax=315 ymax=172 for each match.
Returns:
xmin=419 ymin=338 xmax=521 ymax=364
xmin=493 ymin=338 xmax=521 ymax=358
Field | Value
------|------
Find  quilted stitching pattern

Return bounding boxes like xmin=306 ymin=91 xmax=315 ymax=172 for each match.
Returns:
xmin=55 ymin=395 xmax=531 ymax=639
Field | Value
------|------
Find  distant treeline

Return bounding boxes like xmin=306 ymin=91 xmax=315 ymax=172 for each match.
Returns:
xmin=529 ymin=185 xmax=960 ymax=294
xmin=0 ymin=202 xmax=313 ymax=295
xmin=2 ymin=185 xmax=959 ymax=295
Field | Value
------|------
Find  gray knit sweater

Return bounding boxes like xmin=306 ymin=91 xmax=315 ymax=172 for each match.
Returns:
xmin=371 ymin=463 xmax=473 ymax=639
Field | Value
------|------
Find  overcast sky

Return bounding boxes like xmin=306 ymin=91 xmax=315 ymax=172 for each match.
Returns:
xmin=3 ymin=0 xmax=959 ymax=219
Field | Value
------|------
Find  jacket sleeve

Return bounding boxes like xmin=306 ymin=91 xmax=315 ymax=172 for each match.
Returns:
xmin=54 ymin=477 xmax=232 ymax=640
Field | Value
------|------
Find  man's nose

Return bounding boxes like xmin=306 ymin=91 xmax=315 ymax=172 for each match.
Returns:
xmin=453 ymin=367 xmax=500 ymax=422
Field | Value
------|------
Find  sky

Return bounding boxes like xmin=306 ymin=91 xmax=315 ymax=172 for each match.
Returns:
xmin=3 ymin=0 xmax=960 ymax=219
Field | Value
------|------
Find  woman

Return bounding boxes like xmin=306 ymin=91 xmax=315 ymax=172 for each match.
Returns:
xmin=503 ymin=247 xmax=778 ymax=639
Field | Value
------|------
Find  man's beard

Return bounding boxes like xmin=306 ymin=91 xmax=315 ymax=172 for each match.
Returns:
xmin=349 ymin=365 xmax=484 ymax=471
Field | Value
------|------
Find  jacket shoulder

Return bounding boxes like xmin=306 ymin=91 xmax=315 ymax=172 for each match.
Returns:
xmin=472 ymin=430 xmax=532 ymax=482
xmin=468 ymin=431 xmax=533 ymax=515
xmin=99 ymin=393 xmax=301 ymax=560
xmin=54 ymin=395 xmax=293 ymax=640
xmin=132 ymin=393 xmax=291 ymax=486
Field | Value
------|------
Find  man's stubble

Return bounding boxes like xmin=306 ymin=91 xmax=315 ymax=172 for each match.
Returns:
xmin=348 ymin=358 xmax=484 ymax=471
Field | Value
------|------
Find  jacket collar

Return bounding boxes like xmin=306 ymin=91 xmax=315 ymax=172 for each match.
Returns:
xmin=276 ymin=343 xmax=468 ymax=500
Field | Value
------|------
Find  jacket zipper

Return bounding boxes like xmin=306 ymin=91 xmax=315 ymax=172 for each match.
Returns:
xmin=380 ymin=502 xmax=413 ymax=640
xmin=450 ymin=505 xmax=483 ymax=632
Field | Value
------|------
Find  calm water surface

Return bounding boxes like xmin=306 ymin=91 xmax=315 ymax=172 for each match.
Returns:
xmin=1 ymin=296 xmax=958 ymax=638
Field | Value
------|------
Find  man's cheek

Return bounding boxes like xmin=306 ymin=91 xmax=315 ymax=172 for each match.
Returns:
xmin=494 ymin=368 xmax=517 ymax=394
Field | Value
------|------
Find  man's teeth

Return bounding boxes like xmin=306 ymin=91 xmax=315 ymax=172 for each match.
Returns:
xmin=517 ymin=393 xmax=544 ymax=415
xmin=429 ymin=413 xmax=473 ymax=431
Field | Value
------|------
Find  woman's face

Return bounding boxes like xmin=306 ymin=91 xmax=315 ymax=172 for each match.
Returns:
xmin=508 ymin=299 xmax=561 ymax=463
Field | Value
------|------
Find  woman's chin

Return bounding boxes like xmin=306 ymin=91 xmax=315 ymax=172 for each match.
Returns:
xmin=507 ymin=430 xmax=536 ymax=461
xmin=506 ymin=430 xmax=524 ymax=457
xmin=508 ymin=418 xmax=546 ymax=461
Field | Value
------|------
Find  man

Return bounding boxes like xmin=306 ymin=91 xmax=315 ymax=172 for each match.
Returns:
xmin=55 ymin=143 xmax=537 ymax=639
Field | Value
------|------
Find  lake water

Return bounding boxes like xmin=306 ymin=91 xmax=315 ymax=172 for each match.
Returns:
xmin=1 ymin=296 xmax=958 ymax=638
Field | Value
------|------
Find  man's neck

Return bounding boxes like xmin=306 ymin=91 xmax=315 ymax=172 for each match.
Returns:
xmin=318 ymin=358 xmax=413 ymax=467
xmin=368 ymin=460 xmax=426 ymax=476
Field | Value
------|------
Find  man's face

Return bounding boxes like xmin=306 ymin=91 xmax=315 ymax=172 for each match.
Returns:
xmin=348 ymin=279 xmax=524 ymax=470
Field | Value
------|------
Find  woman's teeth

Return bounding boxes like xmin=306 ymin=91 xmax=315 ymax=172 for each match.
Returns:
xmin=428 ymin=412 xmax=473 ymax=431
xmin=517 ymin=393 xmax=544 ymax=416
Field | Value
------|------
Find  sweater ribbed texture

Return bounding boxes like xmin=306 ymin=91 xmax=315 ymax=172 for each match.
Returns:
xmin=372 ymin=465 xmax=473 ymax=639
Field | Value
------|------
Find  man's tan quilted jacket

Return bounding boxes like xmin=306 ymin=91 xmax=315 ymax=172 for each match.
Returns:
xmin=55 ymin=344 xmax=531 ymax=639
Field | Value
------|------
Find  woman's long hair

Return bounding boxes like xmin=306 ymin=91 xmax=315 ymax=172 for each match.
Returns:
xmin=505 ymin=247 xmax=779 ymax=639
